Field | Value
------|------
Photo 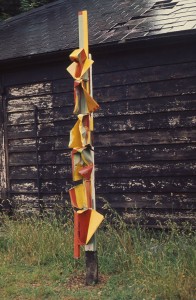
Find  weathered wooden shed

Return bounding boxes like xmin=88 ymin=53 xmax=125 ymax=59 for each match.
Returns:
xmin=0 ymin=0 xmax=196 ymax=227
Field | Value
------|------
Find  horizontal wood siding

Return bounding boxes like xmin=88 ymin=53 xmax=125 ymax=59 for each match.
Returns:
xmin=0 ymin=94 xmax=3 ymax=201
xmin=1 ymin=42 xmax=196 ymax=226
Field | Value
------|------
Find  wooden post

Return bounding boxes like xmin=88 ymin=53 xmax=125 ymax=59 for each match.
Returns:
xmin=85 ymin=53 xmax=98 ymax=285
xmin=67 ymin=10 xmax=103 ymax=285
xmin=78 ymin=10 xmax=98 ymax=285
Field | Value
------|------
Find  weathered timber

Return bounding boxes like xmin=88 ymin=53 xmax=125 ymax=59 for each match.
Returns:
xmin=7 ymin=82 xmax=52 ymax=99
xmin=95 ymin=94 xmax=196 ymax=117
xmin=94 ymin=129 xmax=196 ymax=147
xmin=94 ymin=77 xmax=196 ymax=102
xmin=6 ymin=127 xmax=196 ymax=144
xmin=53 ymin=61 xmax=196 ymax=92
xmin=1 ymin=61 xmax=71 ymax=86
xmin=96 ymin=177 xmax=196 ymax=193
xmin=93 ymin=61 xmax=196 ymax=88
xmin=52 ymin=76 xmax=196 ymax=101
xmin=10 ymin=192 xmax=196 ymax=210
xmin=97 ymin=193 xmax=196 ymax=210
xmin=7 ymin=144 xmax=196 ymax=168
xmin=0 ymin=41 xmax=195 ymax=226
xmin=9 ymin=176 xmax=196 ymax=194
xmin=7 ymin=95 xmax=54 ymax=112
xmin=9 ymin=153 xmax=37 ymax=166
xmin=8 ymin=139 xmax=36 ymax=152
xmin=9 ymin=161 xmax=196 ymax=180
xmin=6 ymin=111 xmax=196 ymax=132
xmin=93 ymin=44 xmax=196 ymax=73
xmin=6 ymin=144 xmax=196 ymax=166
xmin=8 ymin=143 xmax=196 ymax=162
xmin=0 ymin=95 xmax=4 ymax=201
xmin=10 ymin=180 xmax=38 ymax=193
xmin=96 ymin=161 xmax=196 ymax=177
xmin=6 ymin=94 xmax=196 ymax=123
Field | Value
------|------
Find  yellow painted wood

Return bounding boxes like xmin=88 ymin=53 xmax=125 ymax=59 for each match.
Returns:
xmin=66 ymin=55 xmax=93 ymax=80
xmin=78 ymin=10 xmax=89 ymax=92
xmin=69 ymin=184 xmax=88 ymax=209
xmin=78 ymin=11 xmax=89 ymax=58
xmin=69 ymin=115 xmax=91 ymax=148
xmin=86 ymin=209 xmax=104 ymax=244
xmin=68 ymin=119 xmax=82 ymax=148
xmin=75 ymin=184 xmax=88 ymax=209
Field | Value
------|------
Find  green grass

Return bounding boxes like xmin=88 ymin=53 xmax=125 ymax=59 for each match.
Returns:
xmin=0 ymin=210 xmax=195 ymax=300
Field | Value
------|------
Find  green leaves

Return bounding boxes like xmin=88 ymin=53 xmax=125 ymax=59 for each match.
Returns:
xmin=0 ymin=0 xmax=20 ymax=20
xmin=20 ymin=0 xmax=54 ymax=12
xmin=0 ymin=0 xmax=55 ymax=20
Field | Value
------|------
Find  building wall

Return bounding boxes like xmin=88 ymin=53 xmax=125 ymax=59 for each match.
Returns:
xmin=0 ymin=40 xmax=196 ymax=226
xmin=0 ymin=94 xmax=3 ymax=199
xmin=0 ymin=90 xmax=10 ymax=211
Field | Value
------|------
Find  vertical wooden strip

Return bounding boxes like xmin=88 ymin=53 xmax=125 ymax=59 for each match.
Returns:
xmin=85 ymin=54 xmax=97 ymax=252
xmin=2 ymin=90 xmax=10 ymax=200
xmin=78 ymin=11 xmax=89 ymax=59
xmin=78 ymin=10 xmax=99 ymax=284
xmin=0 ymin=94 xmax=7 ymax=201
xmin=78 ymin=10 xmax=89 ymax=91
xmin=78 ymin=10 xmax=97 ymax=251
xmin=74 ymin=211 xmax=80 ymax=259
xmin=34 ymin=106 xmax=43 ymax=215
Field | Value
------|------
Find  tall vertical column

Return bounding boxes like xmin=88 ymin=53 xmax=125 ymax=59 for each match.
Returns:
xmin=67 ymin=10 xmax=104 ymax=284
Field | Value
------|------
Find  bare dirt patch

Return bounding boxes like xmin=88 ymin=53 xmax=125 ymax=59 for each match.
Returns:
xmin=65 ymin=272 xmax=109 ymax=291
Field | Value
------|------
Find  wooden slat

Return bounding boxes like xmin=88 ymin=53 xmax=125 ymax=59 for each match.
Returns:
xmin=2 ymin=61 xmax=70 ymax=87
xmin=96 ymin=161 xmax=196 ymax=177
xmin=7 ymin=95 xmax=54 ymax=112
xmin=8 ymin=144 xmax=196 ymax=164
xmin=10 ymin=180 xmax=38 ymax=193
xmin=9 ymin=152 xmax=37 ymax=166
xmin=7 ymin=82 xmax=52 ymax=99
xmin=7 ymin=110 xmax=196 ymax=131
xmin=96 ymin=193 xmax=196 ymax=210
xmin=6 ymin=94 xmax=196 ymax=127
xmin=93 ymin=44 xmax=196 ymax=73
xmin=95 ymin=144 xmax=196 ymax=163
xmin=8 ymin=128 xmax=196 ymax=147
xmin=95 ymin=111 xmax=196 ymax=132
xmin=53 ymin=76 xmax=196 ymax=98
xmin=6 ymin=88 xmax=196 ymax=117
xmin=95 ymin=177 xmax=196 ymax=193
xmin=53 ymin=61 xmax=196 ymax=92
xmin=94 ymin=129 xmax=196 ymax=147
xmin=9 ymin=161 xmax=196 ymax=180
xmin=9 ymin=192 xmax=196 ymax=214
xmin=96 ymin=94 xmax=196 ymax=116
xmin=94 ymin=77 xmax=196 ymax=102
xmin=6 ymin=116 xmax=196 ymax=141
xmin=7 ymin=124 xmax=36 ymax=139
xmin=8 ymin=139 xmax=36 ymax=151
xmin=93 ymin=61 xmax=196 ymax=88
xmin=11 ymin=177 xmax=194 ymax=194
xmin=9 ymin=166 xmax=38 ymax=179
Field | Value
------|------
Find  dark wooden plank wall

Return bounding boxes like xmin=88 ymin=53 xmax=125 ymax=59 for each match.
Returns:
xmin=0 ymin=90 xmax=10 ymax=212
xmin=0 ymin=93 xmax=3 ymax=200
xmin=1 ymin=41 xmax=196 ymax=226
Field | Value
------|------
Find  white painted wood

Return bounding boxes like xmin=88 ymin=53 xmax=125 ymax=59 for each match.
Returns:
xmin=85 ymin=53 xmax=97 ymax=251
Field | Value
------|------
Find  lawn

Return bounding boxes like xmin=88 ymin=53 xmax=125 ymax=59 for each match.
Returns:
xmin=0 ymin=210 xmax=195 ymax=300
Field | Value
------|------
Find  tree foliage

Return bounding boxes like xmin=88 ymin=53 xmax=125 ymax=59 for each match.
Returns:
xmin=0 ymin=0 xmax=55 ymax=20
xmin=0 ymin=0 xmax=20 ymax=20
